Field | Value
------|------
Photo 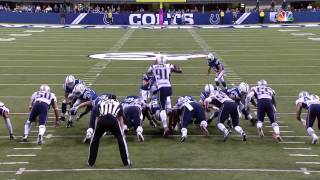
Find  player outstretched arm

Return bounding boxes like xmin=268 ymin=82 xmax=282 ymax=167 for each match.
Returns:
xmin=295 ymin=102 xmax=303 ymax=122
xmin=171 ymin=64 xmax=182 ymax=73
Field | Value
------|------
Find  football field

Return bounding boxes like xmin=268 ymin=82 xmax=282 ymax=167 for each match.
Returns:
xmin=0 ymin=26 xmax=320 ymax=180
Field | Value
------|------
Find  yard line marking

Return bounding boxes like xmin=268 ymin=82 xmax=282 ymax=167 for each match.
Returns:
xmin=30 ymin=130 xmax=54 ymax=133
xmin=9 ymin=167 xmax=320 ymax=174
xmin=0 ymin=162 xmax=29 ymax=165
xmin=8 ymin=33 xmax=32 ymax=37
xmin=278 ymin=29 xmax=299 ymax=32
xmin=0 ymin=38 xmax=16 ymax=42
xmin=296 ymin=162 xmax=320 ymax=165
xmin=19 ymin=141 xmax=37 ymax=144
xmin=291 ymin=33 xmax=315 ymax=36
xmin=289 ymin=154 xmax=319 ymax=157
xmin=283 ymin=148 xmax=312 ymax=150
xmin=268 ymin=131 xmax=294 ymax=133
xmin=24 ymin=30 xmax=44 ymax=33
xmin=280 ymin=142 xmax=305 ymax=144
xmin=266 ymin=126 xmax=288 ymax=128
xmin=300 ymin=168 xmax=310 ymax=175
xmin=13 ymin=147 xmax=41 ymax=150
xmin=7 ymin=154 xmax=37 ymax=157
xmin=46 ymin=134 xmax=53 ymax=139
xmin=16 ymin=168 xmax=25 ymax=175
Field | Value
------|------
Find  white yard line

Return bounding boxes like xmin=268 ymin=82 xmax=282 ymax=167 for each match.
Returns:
xmin=8 ymin=167 xmax=320 ymax=174
xmin=7 ymin=154 xmax=37 ymax=157
xmin=296 ymin=162 xmax=320 ymax=165
xmin=289 ymin=154 xmax=319 ymax=157
xmin=0 ymin=162 xmax=29 ymax=165
xmin=283 ymin=148 xmax=312 ymax=150
xmin=280 ymin=142 xmax=305 ymax=144
xmin=13 ymin=147 xmax=41 ymax=150
xmin=16 ymin=168 xmax=25 ymax=175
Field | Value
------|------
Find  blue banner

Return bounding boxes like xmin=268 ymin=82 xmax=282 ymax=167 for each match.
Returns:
xmin=0 ymin=11 xmax=319 ymax=25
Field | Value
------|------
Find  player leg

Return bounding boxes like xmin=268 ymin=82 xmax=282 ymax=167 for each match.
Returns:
xmin=109 ymin=116 xmax=131 ymax=166
xmin=37 ymin=103 xmax=49 ymax=145
xmin=216 ymin=103 xmax=230 ymax=141
xmin=230 ymin=102 xmax=246 ymax=141
xmin=256 ymin=101 xmax=266 ymax=138
xmin=306 ymin=105 xmax=318 ymax=144
xmin=60 ymin=99 xmax=67 ymax=121
xmin=158 ymin=87 xmax=172 ymax=137
xmin=194 ymin=104 xmax=209 ymax=136
xmin=266 ymin=103 xmax=282 ymax=142
xmin=180 ymin=107 xmax=192 ymax=142
xmin=87 ymin=116 xmax=108 ymax=167
xmin=22 ymin=105 xmax=39 ymax=141
xmin=3 ymin=111 xmax=14 ymax=139
xmin=219 ymin=71 xmax=227 ymax=89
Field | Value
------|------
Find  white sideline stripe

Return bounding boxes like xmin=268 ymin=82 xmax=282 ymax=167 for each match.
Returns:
xmin=0 ymin=162 xmax=29 ymax=165
xmin=289 ymin=154 xmax=319 ymax=157
xmin=8 ymin=167 xmax=320 ymax=174
xmin=296 ymin=162 xmax=320 ymax=165
xmin=16 ymin=168 xmax=26 ymax=175
xmin=278 ymin=29 xmax=299 ymax=32
xmin=13 ymin=147 xmax=41 ymax=150
xmin=71 ymin=13 xmax=87 ymax=25
xmin=7 ymin=154 xmax=37 ymax=157
xmin=300 ymin=168 xmax=310 ymax=175
xmin=283 ymin=148 xmax=312 ymax=150
xmin=280 ymin=142 xmax=305 ymax=144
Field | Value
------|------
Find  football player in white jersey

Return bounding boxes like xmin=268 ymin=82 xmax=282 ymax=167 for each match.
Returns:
xmin=296 ymin=91 xmax=320 ymax=144
xmin=204 ymin=89 xmax=247 ymax=141
xmin=147 ymin=55 xmax=182 ymax=137
xmin=246 ymin=80 xmax=282 ymax=142
xmin=22 ymin=84 xmax=60 ymax=145
xmin=0 ymin=101 xmax=15 ymax=140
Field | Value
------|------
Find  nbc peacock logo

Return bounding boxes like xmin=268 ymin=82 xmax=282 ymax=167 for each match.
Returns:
xmin=277 ymin=10 xmax=294 ymax=22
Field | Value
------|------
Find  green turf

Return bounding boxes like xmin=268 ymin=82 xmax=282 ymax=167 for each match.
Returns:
xmin=0 ymin=27 xmax=320 ymax=180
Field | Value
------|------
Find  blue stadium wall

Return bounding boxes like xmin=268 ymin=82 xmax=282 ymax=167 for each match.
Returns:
xmin=0 ymin=11 xmax=319 ymax=25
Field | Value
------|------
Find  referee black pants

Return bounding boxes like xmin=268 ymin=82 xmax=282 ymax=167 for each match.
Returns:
xmin=88 ymin=114 xmax=130 ymax=166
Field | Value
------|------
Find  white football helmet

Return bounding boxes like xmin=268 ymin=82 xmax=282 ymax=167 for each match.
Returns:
xmin=156 ymin=55 xmax=167 ymax=64
xmin=65 ymin=75 xmax=76 ymax=88
xmin=39 ymin=84 xmax=51 ymax=92
xmin=257 ymin=80 xmax=268 ymax=86
xmin=73 ymin=84 xmax=86 ymax=97
xmin=239 ymin=82 xmax=250 ymax=94
xmin=0 ymin=101 xmax=4 ymax=107
xmin=207 ymin=53 xmax=215 ymax=60
xmin=298 ymin=91 xmax=309 ymax=98
xmin=204 ymin=84 xmax=220 ymax=94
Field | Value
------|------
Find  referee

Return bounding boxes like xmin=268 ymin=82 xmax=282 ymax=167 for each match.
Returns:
xmin=87 ymin=98 xmax=131 ymax=167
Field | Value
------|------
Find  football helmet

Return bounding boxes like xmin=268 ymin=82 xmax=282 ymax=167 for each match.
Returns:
xmin=39 ymin=84 xmax=51 ymax=92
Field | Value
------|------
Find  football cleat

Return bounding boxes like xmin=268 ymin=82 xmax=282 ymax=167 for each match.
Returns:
xmin=257 ymin=127 xmax=264 ymax=138
xmin=83 ymin=136 xmax=91 ymax=144
xmin=21 ymin=135 xmax=28 ymax=142
xmin=312 ymin=136 xmax=319 ymax=145
xmin=137 ymin=132 xmax=144 ymax=142
xmin=149 ymin=121 xmax=157 ymax=128
xmin=66 ymin=120 xmax=73 ymax=128
xmin=242 ymin=132 xmax=247 ymax=141
xmin=37 ymin=134 xmax=43 ymax=145
xmin=59 ymin=116 xmax=66 ymax=122
xmin=223 ymin=130 xmax=230 ymax=142
xmin=9 ymin=134 xmax=15 ymax=140
xmin=274 ymin=135 xmax=283 ymax=143
xmin=180 ymin=135 xmax=187 ymax=142
xmin=163 ymin=128 xmax=170 ymax=138
xmin=200 ymin=126 xmax=209 ymax=136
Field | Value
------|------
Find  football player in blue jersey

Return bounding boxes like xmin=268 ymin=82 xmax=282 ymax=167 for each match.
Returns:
xmin=207 ymin=53 xmax=226 ymax=89
xmin=246 ymin=80 xmax=282 ymax=142
xmin=0 ymin=101 xmax=15 ymax=140
xmin=174 ymin=96 xmax=209 ymax=142
xmin=22 ymin=84 xmax=60 ymax=145
xmin=140 ymin=73 xmax=155 ymax=102
xmin=60 ymin=75 xmax=85 ymax=121
xmin=121 ymin=95 xmax=146 ymax=142
xmin=204 ymin=89 xmax=247 ymax=141
xmin=296 ymin=91 xmax=320 ymax=144
xmin=67 ymin=84 xmax=98 ymax=128
xmin=225 ymin=82 xmax=256 ymax=125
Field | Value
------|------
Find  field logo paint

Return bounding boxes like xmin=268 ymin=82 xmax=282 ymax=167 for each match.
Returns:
xmin=89 ymin=52 xmax=207 ymax=61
